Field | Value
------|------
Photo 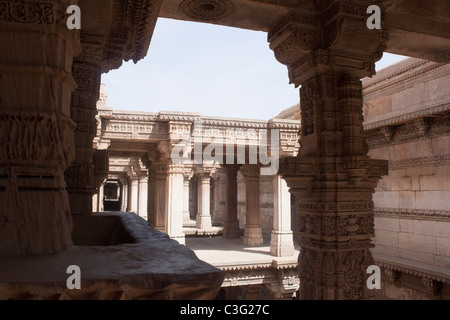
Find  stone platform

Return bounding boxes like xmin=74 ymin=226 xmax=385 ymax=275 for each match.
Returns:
xmin=0 ymin=212 xmax=224 ymax=300
xmin=186 ymin=237 xmax=300 ymax=298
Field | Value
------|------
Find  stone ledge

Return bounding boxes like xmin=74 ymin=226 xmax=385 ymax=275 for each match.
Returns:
xmin=373 ymin=253 xmax=450 ymax=285
xmin=0 ymin=212 xmax=224 ymax=300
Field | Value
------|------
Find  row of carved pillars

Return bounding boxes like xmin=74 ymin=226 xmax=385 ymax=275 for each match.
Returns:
xmin=94 ymin=159 xmax=295 ymax=256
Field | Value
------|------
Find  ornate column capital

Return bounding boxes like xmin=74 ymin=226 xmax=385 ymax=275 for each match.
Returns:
xmin=268 ymin=1 xmax=389 ymax=85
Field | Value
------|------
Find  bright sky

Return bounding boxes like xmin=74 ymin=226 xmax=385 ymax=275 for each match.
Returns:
xmin=102 ymin=18 xmax=407 ymax=120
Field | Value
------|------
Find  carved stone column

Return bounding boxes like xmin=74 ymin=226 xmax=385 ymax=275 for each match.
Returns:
xmin=65 ymin=61 xmax=101 ymax=215
xmin=196 ymin=169 xmax=212 ymax=230
xmin=241 ymin=164 xmax=263 ymax=246
xmin=222 ymin=165 xmax=241 ymax=239
xmin=268 ymin=3 xmax=389 ymax=299
xmin=0 ymin=0 xmax=81 ymax=255
xmin=153 ymin=161 xmax=167 ymax=231
xmin=212 ymin=170 xmax=225 ymax=225
xmin=147 ymin=167 xmax=156 ymax=226
xmin=270 ymin=175 xmax=295 ymax=257
xmin=138 ymin=173 xmax=149 ymax=220
xmin=130 ymin=176 xmax=139 ymax=214
xmin=166 ymin=163 xmax=185 ymax=244
xmin=182 ymin=167 xmax=193 ymax=224
xmin=121 ymin=177 xmax=129 ymax=212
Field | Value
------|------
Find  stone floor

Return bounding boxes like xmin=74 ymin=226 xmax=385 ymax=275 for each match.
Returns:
xmin=185 ymin=236 xmax=300 ymax=267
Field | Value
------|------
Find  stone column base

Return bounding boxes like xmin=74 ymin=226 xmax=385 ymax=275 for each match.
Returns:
xmin=243 ymin=225 xmax=263 ymax=246
xmin=196 ymin=215 xmax=212 ymax=229
xmin=223 ymin=220 xmax=241 ymax=239
xmin=270 ymin=231 xmax=295 ymax=257
xmin=183 ymin=211 xmax=192 ymax=224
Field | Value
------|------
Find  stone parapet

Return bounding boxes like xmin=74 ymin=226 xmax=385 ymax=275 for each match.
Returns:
xmin=0 ymin=212 xmax=224 ymax=300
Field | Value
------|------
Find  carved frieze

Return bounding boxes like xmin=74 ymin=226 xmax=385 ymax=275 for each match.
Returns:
xmin=0 ymin=112 xmax=75 ymax=170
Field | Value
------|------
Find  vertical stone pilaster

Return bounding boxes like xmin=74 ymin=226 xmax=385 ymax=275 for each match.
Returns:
xmin=130 ymin=177 xmax=139 ymax=214
xmin=241 ymin=164 xmax=263 ymax=246
xmin=182 ymin=167 xmax=193 ymax=224
xmin=0 ymin=0 xmax=81 ymax=255
xmin=222 ymin=165 xmax=241 ymax=238
xmin=121 ymin=178 xmax=129 ymax=212
xmin=153 ymin=161 xmax=167 ymax=231
xmin=166 ymin=163 xmax=185 ymax=244
xmin=65 ymin=61 xmax=101 ymax=215
xmin=212 ymin=170 xmax=225 ymax=225
xmin=196 ymin=170 xmax=212 ymax=230
xmin=147 ymin=168 xmax=156 ymax=226
xmin=270 ymin=175 xmax=295 ymax=257
xmin=138 ymin=173 xmax=148 ymax=220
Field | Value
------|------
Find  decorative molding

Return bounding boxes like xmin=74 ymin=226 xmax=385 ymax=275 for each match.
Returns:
xmin=374 ymin=208 xmax=450 ymax=222
xmin=363 ymin=62 xmax=450 ymax=101
xmin=388 ymin=154 xmax=450 ymax=170
xmin=366 ymin=113 xmax=450 ymax=148
xmin=374 ymin=256 xmax=450 ymax=286
xmin=364 ymin=102 xmax=450 ymax=131
xmin=0 ymin=0 xmax=67 ymax=26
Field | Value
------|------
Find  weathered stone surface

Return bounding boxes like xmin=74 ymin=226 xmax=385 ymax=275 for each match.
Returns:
xmin=0 ymin=212 xmax=224 ymax=300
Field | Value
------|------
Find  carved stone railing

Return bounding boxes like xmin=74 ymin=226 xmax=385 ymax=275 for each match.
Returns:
xmin=96 ymin=108 xmax=301 ymax=159
xmin=218 ymin=260 xmax=299 ymax=300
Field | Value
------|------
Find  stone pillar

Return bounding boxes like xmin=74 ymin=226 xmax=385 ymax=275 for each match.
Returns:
xmin=154 ymin=161 xmax=167 ymax=231
xmin=121 ymin=179 xmax=129 ymax=212
xmin=65 ymin=61 xmax=101 ymax=216
xmin=130 ymin=177 xmax=139 ymax=214
xmin=182 ymin=168 xmax=193 ymax=224
xmin=270 ymin=175 xmax=295 ymax=257
xmin=196 ymin=170 xmax=212 ymax=230
xmin=212 ymin=171 xmax=225 ymax=225
xmin=0 ymin=0 xmax=81 ymax=255
xmin=222 ymin=165 xmax=241 ymax=238
xmin=241 ymin=165 xmax=263 ymax=246
xmin=92 ymin=193 xmax=99 ymax=213
xmin=138 ymin=173 xmax=148 ymax=220
xmin=166 ymin=164 xmax=185 ymax=244
xmin=147 ymin=168 xmax=156 ymax=226
xmin=98 ymin=182 xmax=105 ymax=212
xmin=268 ymin=6 xmax=389 ymax=299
